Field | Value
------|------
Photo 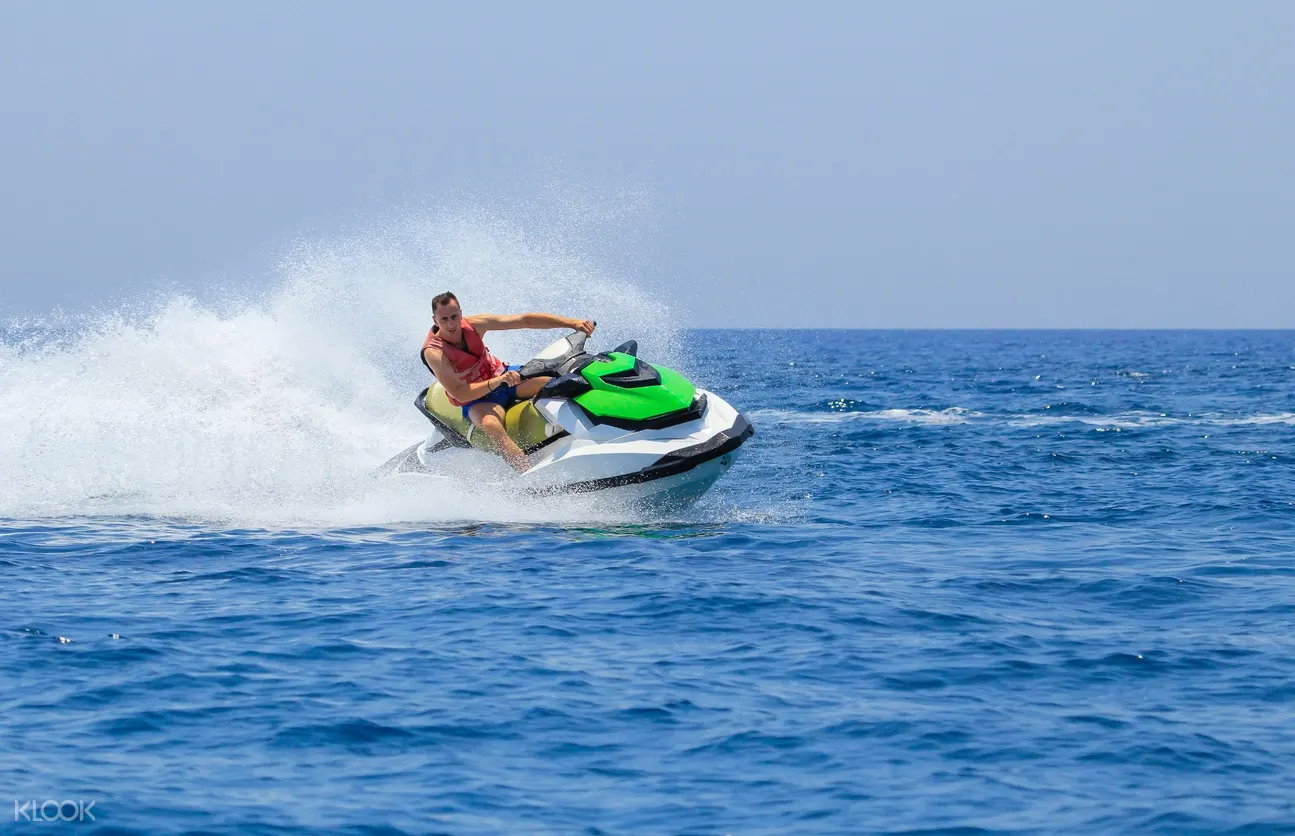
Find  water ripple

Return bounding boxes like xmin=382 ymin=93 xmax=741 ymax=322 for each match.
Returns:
xmin=4 ymin=331 xmax=1295 ymax=833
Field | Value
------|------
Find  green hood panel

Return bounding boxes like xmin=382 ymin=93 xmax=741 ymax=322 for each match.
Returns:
xmin=575 ymin=352 xmax=696 ymax=421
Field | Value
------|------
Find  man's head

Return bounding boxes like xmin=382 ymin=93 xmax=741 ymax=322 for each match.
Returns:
xmin=431 ymin=291 xmax=462 ymax=336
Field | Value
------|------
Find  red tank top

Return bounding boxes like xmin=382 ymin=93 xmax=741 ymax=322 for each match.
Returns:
xmin=421 ymin=317 xmax=507 ymax=406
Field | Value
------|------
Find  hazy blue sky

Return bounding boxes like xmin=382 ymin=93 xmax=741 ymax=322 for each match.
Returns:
xmin=2 ymin=1 xmax=1292 ymax=327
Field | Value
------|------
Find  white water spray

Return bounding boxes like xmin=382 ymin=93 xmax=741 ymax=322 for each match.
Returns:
xmin=0 ymin=200 xmax=682 ymax=526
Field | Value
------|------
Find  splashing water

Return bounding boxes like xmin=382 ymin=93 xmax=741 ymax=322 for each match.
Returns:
xmin=0 ymin=202 xmax=683 ymax=527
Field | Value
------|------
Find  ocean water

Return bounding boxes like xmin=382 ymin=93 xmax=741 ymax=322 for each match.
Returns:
xmin=5 ymin=320 xmax=1295 ymax=833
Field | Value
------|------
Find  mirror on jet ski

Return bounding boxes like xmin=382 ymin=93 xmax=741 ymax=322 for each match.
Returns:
xmin=517 ymin=329 xmax=591 ymax=380
xmin=611 ymin=339 xmax=638 ymax=356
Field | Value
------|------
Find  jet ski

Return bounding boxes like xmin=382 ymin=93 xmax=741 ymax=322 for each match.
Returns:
xmin=381 ymin=331 xmax=753 ymax=505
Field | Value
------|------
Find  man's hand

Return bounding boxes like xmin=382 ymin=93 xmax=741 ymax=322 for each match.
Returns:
xmin=569 ymin=319 xmax=596 ymax=337
xmin=496 ymin=370 xmax=522 ymax=388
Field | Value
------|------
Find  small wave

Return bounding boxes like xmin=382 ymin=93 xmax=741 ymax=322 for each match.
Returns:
xmin=749 ymin=407 xmax=978 ymax=426
xmin=1009 ymin=411 xmax=1295 ymax=429
xmin=1006 ymin=411 xmax=1181 ymax=429
xmin=753 ymin=408 xmax=1295 ymax=430
xmin=1208 ymin=413 xmax=1295 ymax=426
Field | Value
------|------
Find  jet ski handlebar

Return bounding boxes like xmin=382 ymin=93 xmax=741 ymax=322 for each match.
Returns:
xmin=516 ymin=327 xmax=593 ymax=380
xmin=516 ymin=325 xmax=640 ymax=381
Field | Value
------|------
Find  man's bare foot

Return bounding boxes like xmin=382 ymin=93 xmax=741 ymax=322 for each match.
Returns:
xmin=498 ymin=443 xmax=531 ymax=474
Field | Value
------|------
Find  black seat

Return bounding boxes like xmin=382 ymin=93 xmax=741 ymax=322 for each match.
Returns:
xmin=536 ymin=373 xmax=593 ymax=400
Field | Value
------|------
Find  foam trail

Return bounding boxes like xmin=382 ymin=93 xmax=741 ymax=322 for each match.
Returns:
xmin=748 ymin=407 xmax=978 ymax=425
xmin=0 ymin=200 xmax=682 ymax=527
xmin=750 ymin=408 xmax=1295 ymax=429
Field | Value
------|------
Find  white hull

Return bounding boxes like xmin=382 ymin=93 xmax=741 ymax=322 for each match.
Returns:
xmin=574 ymin=449 xmax=741 ymax=506
xmin=381 ymin=331 xmax=753 ymax=507
xmin=389 ymin=387 xmax=751 ymax=507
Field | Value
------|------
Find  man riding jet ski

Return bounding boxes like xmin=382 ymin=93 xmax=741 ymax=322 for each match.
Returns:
xmin=382 ymin=293 xmax=753 ymax=504
xmin=417 ymin=291 xmax=596 ymax=473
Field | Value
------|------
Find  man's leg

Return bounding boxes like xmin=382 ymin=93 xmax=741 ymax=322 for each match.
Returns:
xmin=468 ymin=402 xmax=531 ymax=473
xmin=513 ymin=377 xmax=552 ymax=400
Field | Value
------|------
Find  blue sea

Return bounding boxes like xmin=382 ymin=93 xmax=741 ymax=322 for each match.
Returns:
xmin=5 ymin=328 xmax=1295 ymax=834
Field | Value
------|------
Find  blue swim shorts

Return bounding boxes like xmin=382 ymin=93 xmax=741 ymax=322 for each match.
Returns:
xmin=461 ymin=365 xmax=520 ymax=421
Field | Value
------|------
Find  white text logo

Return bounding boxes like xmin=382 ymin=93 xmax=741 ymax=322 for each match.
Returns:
xmin=13 ymin=800 xmax=96 ymax=823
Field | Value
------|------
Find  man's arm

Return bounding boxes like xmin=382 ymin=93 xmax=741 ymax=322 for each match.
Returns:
xmin=422 ymin=347 xmax=517 ymax=403
xmin=472 ymin=313 xmax=595 ymax=336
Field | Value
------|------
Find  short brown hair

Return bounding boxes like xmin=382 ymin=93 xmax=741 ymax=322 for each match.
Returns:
xmin=431 ymin=291 xmax=459 ymax=314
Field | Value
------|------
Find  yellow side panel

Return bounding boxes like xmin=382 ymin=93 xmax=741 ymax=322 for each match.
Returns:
xmin=426 ymin=384 xmax=473 ymax=439
xmin=505 ymin=401 xmax=549 ymax=450
xmin=427 ymin=384 xmax=548 ymax=451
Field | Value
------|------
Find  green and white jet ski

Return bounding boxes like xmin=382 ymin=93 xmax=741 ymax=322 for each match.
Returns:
xmin=381 ymin=331 xmax=753 ymax=504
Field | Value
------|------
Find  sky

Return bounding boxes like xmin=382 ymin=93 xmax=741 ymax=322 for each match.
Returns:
xmin=2 ymin=1 xmax=1292 ymax=328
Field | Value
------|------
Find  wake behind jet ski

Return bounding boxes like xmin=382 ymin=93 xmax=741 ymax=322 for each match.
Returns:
xmin=381 ymin=330 xmax=753 ymax=505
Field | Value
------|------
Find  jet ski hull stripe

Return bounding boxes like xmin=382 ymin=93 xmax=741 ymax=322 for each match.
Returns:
xmin=549 ymin=414 xmax=753 ymax=495
xmin=521 ymin=430 xmax=569 ymax=456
